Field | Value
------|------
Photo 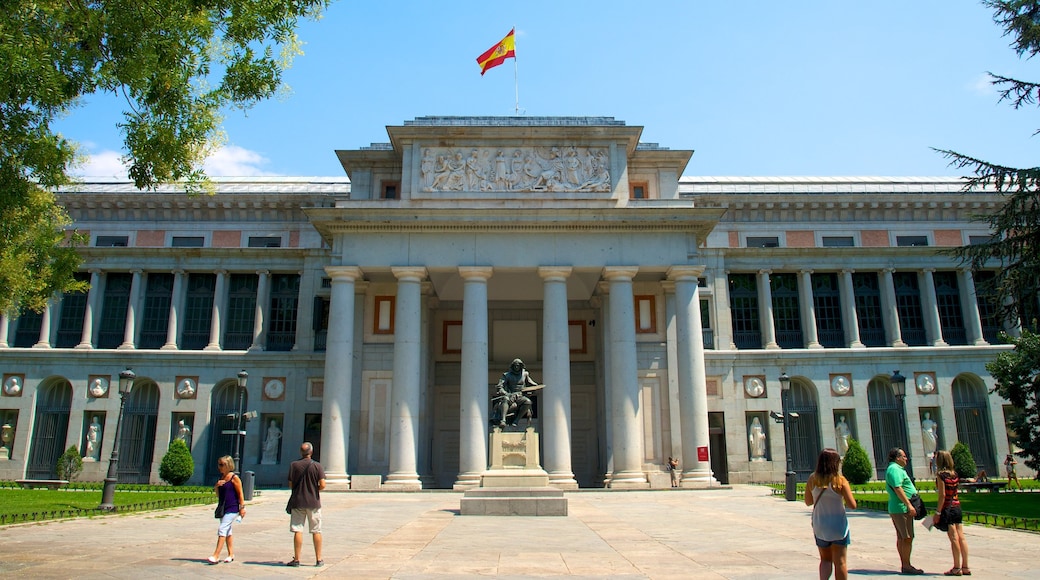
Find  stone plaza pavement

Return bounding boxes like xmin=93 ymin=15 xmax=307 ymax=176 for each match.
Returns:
xmin=1 ymin=484 xmax=1038 ymax=579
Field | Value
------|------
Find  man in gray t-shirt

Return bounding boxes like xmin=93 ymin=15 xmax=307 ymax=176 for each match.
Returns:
xmin=286 ymin=442 xmax=326 ymax=567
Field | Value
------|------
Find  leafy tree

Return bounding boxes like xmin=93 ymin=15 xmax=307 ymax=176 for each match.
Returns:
xmin=159 ymin=439 xmax=195 ymax=486
xmin=841 ymin=438 xmax=873 ymax=485
xmin=56 ymin=445 xmax=83 ymax=482
xmin=987 ymin=328 xmax=1040 ymax=471
xmin=938 ymin=1 xmax=1040 ymax=326
xmin=0 ymin=0 xmax=331 ymax=315
xmin=951 ymin=441 xmax=979 ymax=480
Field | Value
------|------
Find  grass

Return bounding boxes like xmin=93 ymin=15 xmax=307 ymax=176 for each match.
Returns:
xmin=0 ymin=488 xmax=214 ymax=518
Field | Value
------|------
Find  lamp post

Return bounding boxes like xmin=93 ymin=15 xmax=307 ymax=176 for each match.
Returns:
xmin=778 ymin=371 xmax=797 ymax=501
xmin=890 ymin=370 xmax=909 ymax=474
xmin=233 ymin=370 xmax=248 ymax=473
xmin=99 ymin=368 xmax=135 ymax=510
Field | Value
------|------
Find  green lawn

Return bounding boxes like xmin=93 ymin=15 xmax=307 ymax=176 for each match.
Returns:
xmin=0 ymin=488 xmax=214 ymax=518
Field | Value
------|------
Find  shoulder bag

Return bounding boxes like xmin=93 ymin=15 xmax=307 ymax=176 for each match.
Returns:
xmin=889 ymin=482 xmax=927 ymax=520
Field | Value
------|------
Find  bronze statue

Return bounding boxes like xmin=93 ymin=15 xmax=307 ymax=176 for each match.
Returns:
xmin=492 ymin=358 xmax=540 ymax=428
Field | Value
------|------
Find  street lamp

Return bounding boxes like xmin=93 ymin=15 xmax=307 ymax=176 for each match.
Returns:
xmin=778 ymin=371 xmax=797 ymax=501
xmin=99 ymin=368 xmax=135 ymax=510
xmin=890 ymin=370 xmax=909 ymax=473
xmin=233 ymin=370 xmax=248 ymax=473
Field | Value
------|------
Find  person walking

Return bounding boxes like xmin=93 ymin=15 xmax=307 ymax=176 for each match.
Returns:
xmin=805 ymin=448 xmax=857 ymax=580
xmin=1005 ymin=454 xmax=1022 ymax=490
xmin=286 ymin=442 xmax=326 ymax=567
xmin=885 ymin=448 xmax=923 ymax=575
xmin=208 ymin=455 xmax=245 ymax=564
xmin=935 ymin=450 xmax=971 ymax=576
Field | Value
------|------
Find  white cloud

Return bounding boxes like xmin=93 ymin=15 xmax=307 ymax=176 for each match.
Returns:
xmin=970 ymin=73 xmax=996 ymax=96
xmin=70 ymin=145 xmax=279 ymax=179
xmin=203 ymin=145 xmax=279 ymax=177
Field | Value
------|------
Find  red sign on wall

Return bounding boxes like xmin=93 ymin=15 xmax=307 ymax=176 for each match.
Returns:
xmin=697 ymin=446 xmax=709 ymax=462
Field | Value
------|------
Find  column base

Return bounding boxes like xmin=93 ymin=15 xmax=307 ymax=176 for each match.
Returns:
xmin=383 ymin=474 xmax=423 ymax=490
xmin=322 ymin=473 xmax=351 ymax=491
xmin=547 ymin=473 xmax=579 ymax=490
xmin=75 ymin=343 xmax=94 ymax=350
xmin=160 ymin=344 xmax=178 ymax=350
xmin=452 ymin=474 xmax=482 ymax=490
xmin=117 ymin=343 xmax=135 ymax=350
xmin=204 ymin=344 xmax=222 ymax=351
xmin=607 ymin=470 xmax=649 ymax=489
xmin=32 ymin=342 xmax=51 ymax=348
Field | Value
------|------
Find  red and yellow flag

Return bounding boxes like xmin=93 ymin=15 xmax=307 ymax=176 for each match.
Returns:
xmin=476 ymin=28 xmax=515 ymax=76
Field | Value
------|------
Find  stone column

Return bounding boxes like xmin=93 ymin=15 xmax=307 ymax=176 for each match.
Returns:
xmin=669 ymin=266 xmax=713 ymax=486
xmin=455 ymin=267 xmax=492 ymax=489
xmin=162 ymin=270 xmax=186 ymax=350
xmin=118 ymin=269 xmax=142 ymax=349
xmin=540 ymin=266 xmax=577 ymax=489
xmin=958 ymin=269 xmax=988 ymax=345
xmin=321 ymin=266 xmax=363 ymax=487
xmin=921 ymin=269 xmax=948 ymax=347
xmin=0 ymin=313 xmax=8 ymax=348
xmin=385 ymin=267 xmax=426 ymax=489
xmin=839 ymin=270 xmax=864 ymax=348
xmin=248 ymin=270 xmax=271 ymax=351
xmin=293 ymin=269 xmax=315 ymax=352
xmin=603 ymin=266 xmax=648 ymax=488
xmin=33 ymin=301 xmax=53 ymax=348
xmin=880 ymin=269 xmax=906 ymax=347
xmin=76 ymin=269 xmax=102 ymax=349
xmin=757 ymin=269 xmax=779 ymax=349
xmin=205 ymin=269 xmax=227 ymax=351
xmin=799 ymin=269 xmax=822 ymax=348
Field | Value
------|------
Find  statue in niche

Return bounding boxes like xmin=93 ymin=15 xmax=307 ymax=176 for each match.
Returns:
xmin=175 ymin=420 xmax=192 ymax=447
xmin=420 ymin=148 xmax=435 ymax=190
xmin=261 ymin=419 xmax=282 ymax=464
xmin=1 ymin=422 xmax=13 ymax=460
xmin=921 ymin=412 xmax=938 ymax=457
xmin=835 ymin=415 xmax=851 ymax=457
xmin=491 ymin=359 xmax=541 ymax=429
xmin=85 ymin=416 xmax=101 ymax=460
xmin=749 ymin=417 xmax=767 ymax=461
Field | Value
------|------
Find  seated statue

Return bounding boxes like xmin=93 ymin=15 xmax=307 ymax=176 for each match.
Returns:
xmin=491 ymin=358 xmax=538 ymax=429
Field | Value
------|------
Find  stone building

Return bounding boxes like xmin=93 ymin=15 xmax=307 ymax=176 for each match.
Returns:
xmin=0 ymin=116 xmax=1029 ymax=488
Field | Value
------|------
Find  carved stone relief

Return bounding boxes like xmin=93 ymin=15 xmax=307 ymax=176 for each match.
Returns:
xmin=420 ymin=146 xmax=611 ymax=193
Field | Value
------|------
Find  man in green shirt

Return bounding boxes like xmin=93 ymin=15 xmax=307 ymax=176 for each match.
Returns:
xmin=885 ymin=447 xmax=923 ymax=575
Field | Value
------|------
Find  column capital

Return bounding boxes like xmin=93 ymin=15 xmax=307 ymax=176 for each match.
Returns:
xmin=840 ymin=268 xmax=855 ymax=275
xmin=458 ymin=266 xmax=493 ymax=281
xmin=667 ymin=265 xmax=705 ymax=281
xmin=214 ymin=268 xmax=229 ymax=276
xmin=757 ymin=268 xmax=771 ymax=277
xmin=391 ymin=266 xmax=428 ymax=281
xmin=172 ymin=268 xmax=186 ymax=276
xmin=256 ymin=269 xmax=271 ymax=277
xmin=799 ymin=269 xmax=814 ymax=275
xmin=922 ymin=267 xmax=936 ymax=274
xmin=538 ymin=266 xmax=573 ymax=281
xmin=130 ymin=268 xmax=143 ymax=275
xmin=602 ymin=266 xmax=639 ymax=281
xmin=325 ymin=265 xmax=363 ymax=281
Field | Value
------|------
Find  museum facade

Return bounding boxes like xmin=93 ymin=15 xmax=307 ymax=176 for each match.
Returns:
xmin=0 ymin=116 xmax=1028 ymax=488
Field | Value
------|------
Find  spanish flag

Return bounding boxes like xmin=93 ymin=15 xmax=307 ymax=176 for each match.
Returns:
xmin=476 ymin=28 xmax=515 ymax=76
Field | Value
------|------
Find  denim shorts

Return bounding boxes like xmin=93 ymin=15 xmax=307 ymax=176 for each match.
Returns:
xmin=815 ymin=531 xmax=851 ymax=548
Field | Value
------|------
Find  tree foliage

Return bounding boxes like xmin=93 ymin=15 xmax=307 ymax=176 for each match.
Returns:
xmin=937 ymin=1 xmax=1040 ymax=326
xmin=841 ymin=437 xmax=873 ymax=485
xmin=987 ymin=328 xmax=1040 ymax=471
xmin=0 ymin=0 xmax=330 ymax=315
xmin=951 ymin=441 xmax=979 ymax=480
xmin=159 ymin=439 xmax=195 ymax=486
xmin=56 ymin=445 xmax=83 ymax=482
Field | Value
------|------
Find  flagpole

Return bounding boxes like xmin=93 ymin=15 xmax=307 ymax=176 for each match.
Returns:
xmin=513 ymin=26 xmax=520 ymax=115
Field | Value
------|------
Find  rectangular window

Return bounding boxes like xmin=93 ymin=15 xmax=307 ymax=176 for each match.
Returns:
xmin=728 ymin=273 xmax=761 ymax=349
xmin=822 ymin=236 xmax=854 ymax=247
xmin=973 ymin=270 xmax=1002 ymax=343
xmin=853 ymin=272 xmax=885 ymax=347
xmin=171 ymin=236 xmax=204 ymax=247
xmin=770 ymin=273 xmax=803 ymax=348
xmin=933 ymin=271 xmax=967 ymax=345
xmin=181 ymin=273 xmax=215 ymax=350
xmin=700 ymin=298 xmax=714 ymax=350
xmin=629 ymin=181 xmax=647 ymax=199
xmin=312 ymin=296 xmax=330 ymax=352
xmin=97 ymin=272 xmax=132 ymax=349
xmin=969 ymin=235 xmax=995 ymax=245
xmin=381 ymin=181 xmax=400 ymax=200
xmin=13 ymin=310 xmax=43 ymax=348
xmin=374 ymin=296 xmax=395 ymax=334
xmin=139 ymin=273 xmax=173 ymax=349
xmin=224 ymin=273 xmax=258 ymax=350
xmin=634 ymin=295 xmax=657 ymax=334
xmin=95 ymin=235 xmax=128 ymax=247
xmin=55 ymin=272 xmax=90 ymax=348
xmin=896 ymin=235 xmax=929 ymax=247
xmin=811 ymin=273 xmax=844 ymax=347
xmin=267 ymin=274 xmax=300 ymax=351
xmin=247 ymin=236 xmax=282 ymax=248
xmin=894 ymin=271 xmax=926 ymax=345
xmin=747 ymin=236 xmax=780 ymax=248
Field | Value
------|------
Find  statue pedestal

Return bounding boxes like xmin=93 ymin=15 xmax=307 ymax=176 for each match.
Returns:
xmin=460 ymin=427 xmax=567 ymax=516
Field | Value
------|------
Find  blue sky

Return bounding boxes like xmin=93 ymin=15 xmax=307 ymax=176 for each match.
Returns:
xmin=63 ymin=1 xmax=1039 ymax=179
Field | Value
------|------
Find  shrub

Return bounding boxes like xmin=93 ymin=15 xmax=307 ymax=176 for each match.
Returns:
xmin=951 ymin=441 xmax=978 ymax=479
xmin=56 ymin=445 xmax=83 ymax=482
xmin=159 ymin=439 xmax=195 ymax=486
xmin=841 ymin=437 xmax=873 ymax=484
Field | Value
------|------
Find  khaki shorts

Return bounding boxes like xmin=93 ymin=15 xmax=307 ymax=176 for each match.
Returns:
xmin=290 ymin=508 xmax=322 ymax=534
xmin=890 ymin=512 xmax=915 ymax=539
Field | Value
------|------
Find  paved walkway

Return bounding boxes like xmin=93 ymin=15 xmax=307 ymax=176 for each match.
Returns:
xmin=1 ymin=485 xmax=1037 ymax=579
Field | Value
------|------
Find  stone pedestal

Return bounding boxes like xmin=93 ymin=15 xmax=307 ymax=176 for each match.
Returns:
xmin=460 ymin=426 xmax=568 ymax=516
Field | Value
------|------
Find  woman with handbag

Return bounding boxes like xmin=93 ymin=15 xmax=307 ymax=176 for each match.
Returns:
xmin=934 ymin=450 xmax=970 ymax=576
xmin=805 ymin=448 xmax=857 ymax=580
xmin=208 ymin=455 xmax=246 ymax=564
